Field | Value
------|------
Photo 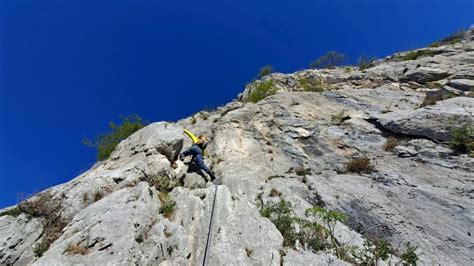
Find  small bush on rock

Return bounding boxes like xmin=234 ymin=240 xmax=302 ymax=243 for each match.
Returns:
xmin=260 ymin=200 xmax=346 ymax=254
xmin=199 ymin=112 xmax=209 ymax=121
xmin=260 ymin=200 xmax=297 ymax=247
xmin=449 ymin=125 xmax=474 ymax=155
xmin=294 ymin=166 xmax=311 ymax=176
xmin=0 ymin=206 xmax=23 ymax=217
xmin=305 ymin=206 xmax=346 ymax=255
xmin=34 ymin=241 xmax=51 ymax=257
xmin=399 ymin=242 xmax=419 ymax=265
xmin=258 ymin=64 xmax=274 ymax=78
xmin=384 ymin=137 xmax=399 ymax=151
xmin=93 ymin=189 xmax=105 ymax=202
xmin=345 ymin=157 xmax=374 ymax=174
xmin=83 ymin=114 xmax=148 ymax=161
xmin=425 ymin=81 xmax=443 ymax=89
xmin=82 ymin=192 xmax=89 ymax=204
xmin=358 ymin=55 xmax=376 ymax=70
xmin=429 ymin=30 xmax=465 ymax=47
xmin=160 ymin=200 xmax=176 ymax=219
xmin=296 ymin=217 xmax=328 ymax=251
xmin=331 ymin=111 xmax=349 ymax=125
xmin=18 ymin=192 xmax=69 ymax=257
xmin=310 ymin=51 xmax=346 ymax=69
xmin=420 ymin=90 xmax=456 ymax=107
xmin=269 ymin=188 xmax=282 ymax=197
xmin=65 ymin=243 xmax=89 ymax=255
xmin=352 ymin=239 xmax=394 ymax=265
xmin=397 ymin=50 xmax=436 ymax=61
xmin=245 ymin=80 xmax=277 ymax=103
xmin=140 ymin=170 xmax=181 ymax=193
xmin=298 ymin=77 xmax=324 ymax=92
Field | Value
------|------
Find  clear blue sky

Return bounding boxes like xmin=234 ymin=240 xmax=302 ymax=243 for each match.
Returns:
xmin=0 ymin=0 xmax=472 ymax=208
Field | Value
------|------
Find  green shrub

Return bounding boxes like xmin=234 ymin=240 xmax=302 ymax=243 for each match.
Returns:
xmin=34 ymin=240 xmax=51 ymax=257
xmin=397 ymin=50 xmax=436 ymax=61
xmin=258 ymin=64 xmax=274 ymax=78
xmin=425 ymin=81 xmax=443 ymax=89
xmin=400 ymin=242 xmax=419 ymax=265
xmin=310 ymin=51 xmax=346 ymax=69
xmin=141 ymin=172 xmax=181 ymax=193
xmin=0 ymin=206 xmax=23 ymax=217
xmin=429 ymin=30 xmax=465 ymax=47
xmin=160 ymin=200 xmax=176 ymax=219
xmin=245 ymin=80 xmax=277 ymax=103
xmin=298 ymin=77 xmax=324 ymax=92
xmin=305 ymin=207 xmax=346 ymax=248
xmin=260 ymin=200 xmax=296 ymax=247
xmin=449 ymin=125 xmax=474 ymax=155
xmin=358 ymin=55 xmax=376 ymax=70
xmin=345 ymin=157 xmax=374 ymax=174
xmin=83 ymin=114 xmax=148 ymax=161
xmin=305 ymin=207 xmax=349 ymax=259
xmin=352 ymin=239 xmax=394 ymax=265
xmin=296 ymin=217 xmax=328 ymax=251
xmin=260 ymin=201 xmax=349 ymax=255
xmin=261 ymin=200 xmax=327 ymax=250
xmin=372 ymin=239 xmax=393 ymax=261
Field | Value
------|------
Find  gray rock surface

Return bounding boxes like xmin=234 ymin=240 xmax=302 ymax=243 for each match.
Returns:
xmin=402 ymin=66 xmax=451 ymax=83
xmin=394 ymin=145 xmax=418 ymax=157
xmin=373 ymin=97 xmax=474 ymax=141
xmin=283 ymin=250 xmax=349 ymax=266
xmin=1 ymin=30 xmax=474 ymax=265
xmin=0 ymin=215 xmax=43 ymax=265
xmin=448 ymin=79 xmax=474 ymax=91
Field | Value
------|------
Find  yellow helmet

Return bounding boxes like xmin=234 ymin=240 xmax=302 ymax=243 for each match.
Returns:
xmin=198 ymin=135 xmax=208 ymax=142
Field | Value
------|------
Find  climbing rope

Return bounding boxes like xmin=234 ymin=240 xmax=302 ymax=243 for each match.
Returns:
xmin=202 ymin=185 xmax=219 ymax=266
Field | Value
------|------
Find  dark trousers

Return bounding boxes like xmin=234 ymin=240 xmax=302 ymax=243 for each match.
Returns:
xmin=180 ymin=145 xmax=215 ymax=180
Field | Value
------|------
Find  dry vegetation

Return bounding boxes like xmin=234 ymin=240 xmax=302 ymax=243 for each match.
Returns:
xmin=65 ymin=243 xmax=89 ymax=255
xmin=269 ymin=188 xmax=282 ymax=197
xmin=345 ymin=157 xmax=374 ymax=174
xmin=383 ymin=137 xmax=399 ymax=151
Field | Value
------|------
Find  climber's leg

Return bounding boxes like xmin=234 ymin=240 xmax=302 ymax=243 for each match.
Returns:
xmin=195 ymin=154 xmax=215 ymax=181
xmin=179 ymin=146 xmax=196 ymax=160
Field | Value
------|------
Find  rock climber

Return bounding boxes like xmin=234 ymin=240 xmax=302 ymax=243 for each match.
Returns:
xmin=179 ymin=129 xmax=216 ymax=182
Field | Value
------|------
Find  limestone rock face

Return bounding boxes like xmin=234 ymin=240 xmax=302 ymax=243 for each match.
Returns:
xmin=0 ymin=216 xmax=43 ymax=265
xmin=373 ymin=97 xmax=474 ymax=141
xmin=1 ymin=30 xmax=474 ymax=265
xmin=448 ymin=79 xmax=474 ymax=91
xmin=402 ymin=66 xmax=451 ymax=83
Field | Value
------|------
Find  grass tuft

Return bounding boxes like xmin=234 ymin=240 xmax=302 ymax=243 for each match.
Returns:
xmin=345 ymin=157 xmax=374 ymax=174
